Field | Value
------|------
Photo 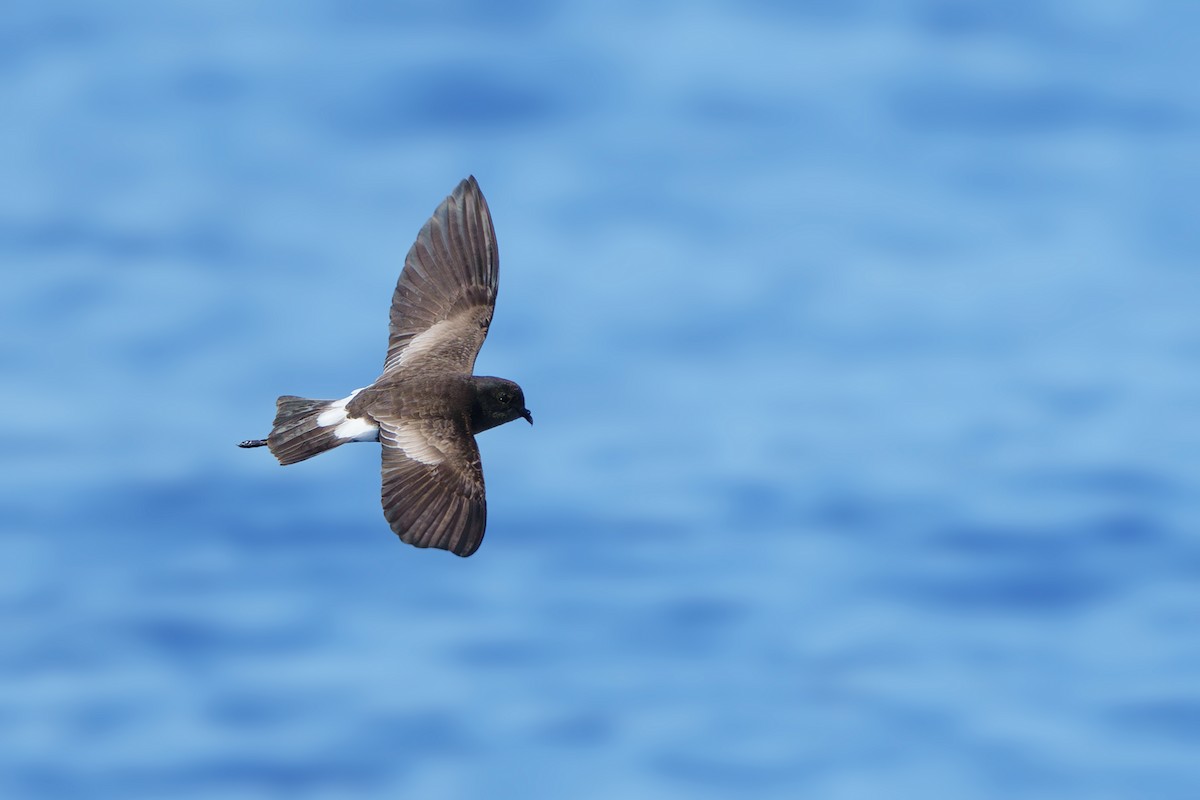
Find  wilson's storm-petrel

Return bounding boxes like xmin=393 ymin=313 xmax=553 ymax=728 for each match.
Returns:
xmin=239 ymin=177 xmax=532 ymax=557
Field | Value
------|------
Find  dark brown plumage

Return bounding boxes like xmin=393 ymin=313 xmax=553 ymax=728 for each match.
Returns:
xmin=239 ymin=177 xmax=532 ymax=557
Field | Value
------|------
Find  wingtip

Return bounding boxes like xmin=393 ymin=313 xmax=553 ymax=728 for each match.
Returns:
xmin=457 ymin=175 xmax=481 ymax=197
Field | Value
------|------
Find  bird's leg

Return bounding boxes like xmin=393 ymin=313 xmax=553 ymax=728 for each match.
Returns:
xmin=238 ymin=439 xmax=268 ymax=448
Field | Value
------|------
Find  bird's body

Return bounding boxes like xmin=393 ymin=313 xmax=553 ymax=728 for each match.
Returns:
xmin=239 ymin=177 xmax=531 ymax=557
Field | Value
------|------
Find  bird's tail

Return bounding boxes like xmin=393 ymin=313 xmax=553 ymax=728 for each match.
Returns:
xmin=243 ymin=395 xmax=349 ymax=465
xmin=239 ymin=391 xmax=379 ymax=465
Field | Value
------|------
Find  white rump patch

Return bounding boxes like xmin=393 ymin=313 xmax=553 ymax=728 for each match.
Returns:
xmin=315 ymin=388 xmax=378 ymax=441
xmin=316 ymin=406 xmax=346 ymax=427
xmin=335 ymin=417 xmax=379 ymax=442
xmin=387 ymin=422 xmax=445 ymax=466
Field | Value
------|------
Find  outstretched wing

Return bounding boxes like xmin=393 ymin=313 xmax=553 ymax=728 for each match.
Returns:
xmin=377 ymin=415 xmax=487 ymax=557
xmin=382 ymin=176 xmax=498 ymax=376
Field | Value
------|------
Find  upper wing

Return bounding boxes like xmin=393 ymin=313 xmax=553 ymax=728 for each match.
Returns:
xmin=382 ymin=176 xmax=498 ymax=376
xmin=378 ymin=415 xmax=487 ymax=557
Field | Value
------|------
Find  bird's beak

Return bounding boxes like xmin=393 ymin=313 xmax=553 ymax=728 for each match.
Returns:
xmin=521 ymin=409 xmax=534 ymax=425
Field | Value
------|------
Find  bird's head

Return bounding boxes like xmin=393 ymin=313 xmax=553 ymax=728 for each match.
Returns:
xmin=470 ymin=377 xmax=533 ymax=433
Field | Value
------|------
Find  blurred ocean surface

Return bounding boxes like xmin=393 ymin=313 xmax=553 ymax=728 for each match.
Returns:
xmin=2 ymin=1 xmax=1198 ymax=798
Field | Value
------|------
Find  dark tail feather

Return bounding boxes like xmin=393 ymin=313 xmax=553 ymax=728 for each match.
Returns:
xmin=266 ymin=396 xmax=343 ymax=465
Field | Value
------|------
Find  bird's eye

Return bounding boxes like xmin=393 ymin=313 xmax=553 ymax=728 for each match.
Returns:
xmin=497 ymin=393 xmax=510 ymax=404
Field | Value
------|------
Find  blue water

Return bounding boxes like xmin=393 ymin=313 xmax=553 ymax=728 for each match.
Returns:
xmin=2 ymin=2 xmax=1199 ymax=798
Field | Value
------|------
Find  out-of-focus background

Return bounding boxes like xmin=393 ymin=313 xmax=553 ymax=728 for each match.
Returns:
xmin=2 ymin=1 xmax=1198 ymax=798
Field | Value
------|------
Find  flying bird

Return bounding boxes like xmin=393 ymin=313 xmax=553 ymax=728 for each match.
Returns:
xmin=239 ymin=177 xmax=532 ymax=557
